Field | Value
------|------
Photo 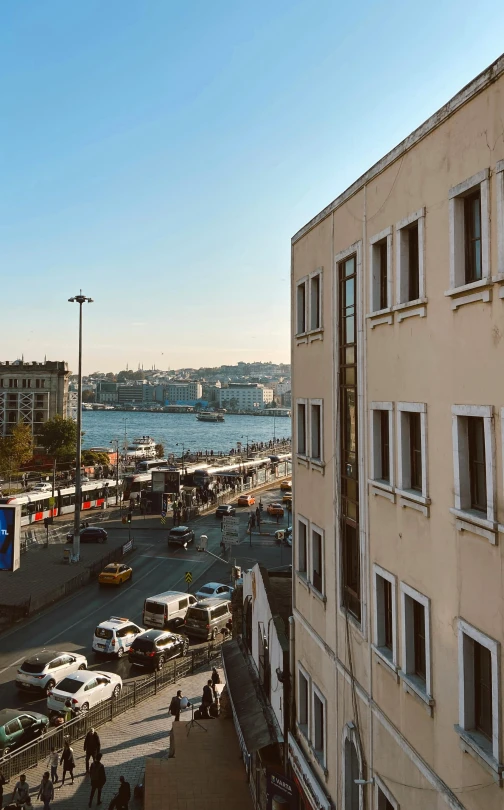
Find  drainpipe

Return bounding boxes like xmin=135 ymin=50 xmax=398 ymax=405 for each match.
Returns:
xmin=286 ymin=615 xmax=295 ymax=768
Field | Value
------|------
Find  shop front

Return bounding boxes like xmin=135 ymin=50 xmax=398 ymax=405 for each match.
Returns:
xmin=288 ymin=733 xmax=333 ymax=810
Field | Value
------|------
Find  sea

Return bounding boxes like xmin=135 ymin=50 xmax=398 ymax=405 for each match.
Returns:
xmin=82 ymin=410 xmax=292 ymax=455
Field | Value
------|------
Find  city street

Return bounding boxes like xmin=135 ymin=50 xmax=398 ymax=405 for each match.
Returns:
xmin=0 ymin=485 xmax=291 ymax=714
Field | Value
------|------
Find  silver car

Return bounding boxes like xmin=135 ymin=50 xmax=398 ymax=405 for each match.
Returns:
xmin=16 ymin=650 xmax=88 ymax=697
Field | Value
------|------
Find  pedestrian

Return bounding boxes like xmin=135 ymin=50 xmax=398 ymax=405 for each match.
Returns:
xmin=114 ymin=776 xmax=131 ymax=810
xmin=179 ymin=692 xmax=189 ymax=712
xmin=47 ymin=747 xmax=59 ymax=784
xmin=211 ymin=667 xmax=221 ymax=697
xmin=84 ymin=727 xmax=101 ymax=773
xmin=202 ymin=679 xmax=213 ymax=709
xmin=89 ymin=752 xmax=106 ymax=807
xmin=37 ymin=772 xmax=54 ymax=810
xmin=60 ymin=740 xmax=75 ymax=786
xmin=255 ymin=506 xmax=259 ymax=520
xmin=169 ymin=690 xmax=182 ymax=721
xmin=11 ymin=773 xmax=30 ymax=807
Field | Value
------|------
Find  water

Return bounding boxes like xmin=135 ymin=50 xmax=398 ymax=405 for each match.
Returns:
xmin=82 ymin=410 xmax=291 ymax=454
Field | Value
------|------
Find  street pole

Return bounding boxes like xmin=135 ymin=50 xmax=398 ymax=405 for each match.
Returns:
xmin=69 ymin=292 xmax=93 ymax=562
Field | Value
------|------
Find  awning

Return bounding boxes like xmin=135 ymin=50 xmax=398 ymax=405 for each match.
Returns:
xmin=222 ymin=639 xmax=282 ymax=754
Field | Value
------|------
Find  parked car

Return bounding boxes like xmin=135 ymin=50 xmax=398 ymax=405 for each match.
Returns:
xmin=92 ymin=617 xmax=143 ymax=657
xmin=30 ymin=483 xmax=52 ymax=492
xmin=98 ymin=563 xmax=133 ymax=586
xmin=275 ymin=526 xmax=292 ymax=546
xmin=267 ymin=503 xmax=284 ymax=517
xmin=66 ymin=526 xmax=107 ymax=543
xmin=282 ymin=493 xmax=292 ymax=504
xmin=47 ymin=670 xmax=122 ymax=714
xmin=16 ymin=650 xmax=88 ymax=696
xmin=215 ymin=504 xmax=236 ymax=519
xmin=167 ymin=526 xmax=195 ymax=548
xmin=143 ymin=592 xmax=197 ymax=630
xmin=0 ymin=709 xmax=49 ymax=755
xmin=237 ymin=494 xmax=255 ymax=507
xmin=184 ymin=598 xmax=232 ymax=641
xmin=128 ymin=629 xmax=189 ymax=671
xmin=280 ymin=480 xmax=292 ymax=491
xmin=194 ymin=582 xmax=234 ymax=601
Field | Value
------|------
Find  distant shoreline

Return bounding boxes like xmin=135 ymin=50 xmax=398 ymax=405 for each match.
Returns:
xmin=82 ymin=408 xmax=291 ymax=417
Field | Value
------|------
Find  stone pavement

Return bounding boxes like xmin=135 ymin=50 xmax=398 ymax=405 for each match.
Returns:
xmin=3 ymin=661 xmax=227 ymax=810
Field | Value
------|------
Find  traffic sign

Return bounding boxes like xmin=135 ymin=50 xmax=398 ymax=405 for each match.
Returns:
xmin=223 ymin=516 xmax=239 ymax=531
xmin=160 ymin=517 xmax=166 ymax=525
xmin=161 ymin=511 xmax=166 ymax=518
xmin=185 ymin=571 xmax=193 ymax=584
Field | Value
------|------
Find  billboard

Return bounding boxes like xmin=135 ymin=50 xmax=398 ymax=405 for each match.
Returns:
xmin=0 ymin=504 xmax=21 ymax=572
xmin=266 ymin=771 xmax=297 ymax=810
xmin=152 ymin=470 xmax=181 ymax=494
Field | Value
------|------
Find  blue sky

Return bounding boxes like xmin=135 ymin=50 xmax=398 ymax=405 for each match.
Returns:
xmin=1 ymin=1 xmax=503 ymax=374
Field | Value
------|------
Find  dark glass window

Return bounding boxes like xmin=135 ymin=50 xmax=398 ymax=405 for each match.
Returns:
xmin=413 ymin=600 xmax=426 ymax=683
xmin=378 ymin=788 xmax=394 ymax=810
xmin=407 ymin=221 xmax=420 ymax=301
xmin=311 ymin=404 xmax=321 ymax=460
xmin=297 ymin=283 xmax=306 ymax=334
xmin=298 ymin=521 xmax=307 ymax=573
xmin=474 ymin=640 xmax=492 ymax=741
xmin=468 ymin=417 xmax=487 ymax=513
xmin=383 ymin=579 xmax=393 ymax=651
xmin=297 ymin=403 xmax=306 ymax=455
xmin=409 ymin=412 xmax=422 ymax=492
xmin=464 ymin=190 xmax=482 ymax=283
xmin=312 ymin=530 xmax=323 ymax=593
xmin=310 ymin=274 xmax=321 ymax=330
xmin=379 ymin=410 xmax=390 ymax=482
xmin=378 ymin=240 xmax=388 ymax=310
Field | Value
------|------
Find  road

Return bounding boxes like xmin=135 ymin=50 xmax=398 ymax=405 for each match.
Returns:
xmin=0 ymin=485 xmax=291 ymax=715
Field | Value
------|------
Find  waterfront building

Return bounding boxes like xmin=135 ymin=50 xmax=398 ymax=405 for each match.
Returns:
xmin=0 ymin=360 xmax=70 ymax=440
xmin=291 ymin=55 xmax=504 ymax=810
xmin=96 ymin=380 xmax=119 ymax=403
xmin=219 ymin=383 xmax=274 ymax=410
xmin=164 ymin=381 xmax=202 ymax=405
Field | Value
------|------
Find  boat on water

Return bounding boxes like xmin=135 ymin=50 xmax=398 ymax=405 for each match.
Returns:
xmin=196 ymin=412 xmax=225 ymax=423
xmin=125 ymin=436 xmax=157 ymax=458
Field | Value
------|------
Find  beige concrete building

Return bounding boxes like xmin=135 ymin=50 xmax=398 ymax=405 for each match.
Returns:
xmin=291 ymin=55 xmax=504 ymax=810
xmin=0 ymin=360 xmax=70 ymax=440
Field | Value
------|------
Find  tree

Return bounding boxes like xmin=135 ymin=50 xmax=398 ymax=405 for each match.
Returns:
xmin=0 ymin=422 xmax=33 ymax=478
xmin=38 ymin=415 xmax=78 ymax=462
xmin=155 ymin=443 xmax=165 ymax=458
xmin=82 ymin=450 xmax=110 ymax=466
xmin=82 ymin=390 xmax=95 ymax=403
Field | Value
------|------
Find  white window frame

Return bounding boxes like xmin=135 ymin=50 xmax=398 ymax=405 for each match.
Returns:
xmin=369 ymin=402 xmax=394 ymax=489
xmin=396 ymin=402 xmax=428 ymax=504
xmin=369 ymin=226 xmax=393 ymax=313
xmin=311 ymin=683 xmax=327 ymax=768
xmin=374 ymin=775 xmax=399 ymax=810
xmin=448 ymin=169 xmax=490 ymax=292
xmin=297 ymin=663 xmax=311 ymax=739
xmin=342 ymin=722 xmax=364 ymax=810
xmin=399 ymin=582 xmax=433 ymax=708
xmin=395 ymin=207 xmax=426 ymax=304
xmin=496 ymin=161 xmax=504 ymax=279
xmin=372 ymin=564 xmax=398 ymax=670
xmin=309 ymin=268 xmax=323 ymax=333
xmin=310 ymin=524 xmax=325 ymax=598
xmin=309 ymin=398 xmax=324 ymax=465
xmin=296 ymin=276 xmax=308 ymax=336
xmin=296 ymin=515 xmax=309 ymax=578
xmin=451 ymin=405 xmax=495 ymax=527
xmin=456 ymin=618 xmax=501 ymax=769
xmin=296 ymin=398 xmax=308 ymax=458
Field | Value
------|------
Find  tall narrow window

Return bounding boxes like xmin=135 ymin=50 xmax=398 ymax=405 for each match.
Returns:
xmin=378 ymin=240 xmax=388 ymax=310
xmin=310 ymin=274 xmax=321 ymax=330
xmin=311 ymin=403 xmax=321 ymax=460
xmin=407 ymin=220 xmax=420 ymax=301
xmin=464 ymin=190 xmax=482 ymax=283
xmin=297 ymin=669 xmax=309 ymax=732
xmin=409 ymin=412 xmax=422 ymax=492
xmin=297 ymin=402 xmax=306 ymax=455
xmin=379 ymin=410 xmax=390 ymax=482
xmin=474 ymin=640 xmax=492 ymax=741
xmin=312 ymin=529 xmax=323 ymax=594
xmin=297 ymin=519 xmax=307 ymax=574
xmin=468 ymin=417 xmax=487 ymax=513
xmin=378 ymin=788 xmax=395 ymax=810
xmin=313 ymin=689 xmax=325 ymax=763
xmin=339 ymin=255 xmax=360 ymax=621
xmin=297 ymin=281 xmax=307 ymax=334
xmin=344 ymin=738 xmax=360 ymax=810
xmin=383 ymin=579 xmax=393 ymax=652
xmin=374 ymin=568 xmax=396 ymax=663
xmin=413 ymin=600 xmax=426 ymax=683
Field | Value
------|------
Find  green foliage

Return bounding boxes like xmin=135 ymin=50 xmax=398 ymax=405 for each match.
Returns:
xmin=0 ymin=422 xmax=34 ymax=475
xmin=38 ymin=415 xmax=78 ymax=461
xmin=154 ymin=443 xmax=165 ymax=458
xmin=82 ymin=390 xmax=95 ymax=403
xmin=81 ymin=450 xmax=110 ymax=466
xmin=116 ymin=369 xmax=145 ymax=382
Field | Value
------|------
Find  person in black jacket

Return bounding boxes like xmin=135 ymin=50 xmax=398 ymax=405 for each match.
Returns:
xmin=202 ymin=680 xmax=213 ymax=708
xmin=84 ymin=728 xmax=101 ymax=773
xmin=117 ymin=776 xmax=131 ymax=810
xmin=89 ymin=753 xmax=106 ymax=807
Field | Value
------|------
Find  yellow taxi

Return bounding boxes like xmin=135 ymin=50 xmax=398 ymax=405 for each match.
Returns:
xmin=280 ymin=480 xmax=292 ymax=491
xmin=237 ymin=494 xmax=255 ymax=507
xmin=267 ymin=502 xmax=285 ymax=517
xmin=282 ymin=493 xmax=292 ymax=505
xmin=98 ymin=562 xmax=133 ymax=586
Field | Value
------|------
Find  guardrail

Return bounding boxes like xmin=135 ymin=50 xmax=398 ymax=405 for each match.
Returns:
xmin=0 ymin=640 xmax=223 ymax=778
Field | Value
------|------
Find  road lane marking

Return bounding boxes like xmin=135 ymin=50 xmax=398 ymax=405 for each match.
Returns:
xmin=0 ymin=656 xmax=24 ymax=676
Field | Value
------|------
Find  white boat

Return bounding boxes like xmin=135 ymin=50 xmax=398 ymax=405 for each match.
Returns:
xmin=125 ymin=436 xmax=157 ymax=458
xmin=196 ymin=412 xmax=225 ymax=423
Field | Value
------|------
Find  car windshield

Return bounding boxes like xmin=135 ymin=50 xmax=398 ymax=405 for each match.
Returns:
xmin=145 ymin=601 xmax=165 ymax=615
xmin=103 ymin=566 xmax=117 ymax=573
xmin=95 ymin=627 xmax=113 ymax=639
xmin=199 ymin=586 xmax=214 ymax=595
xmin=170 ymin=528 xmax=185 ymax=536
xmin=55 ymin=678 xmax=82 ymax=694
xmin=132 ymin=638 xmax=155 ymax=652
xmin=21 ymin=661 xmax=45 ymax=674
xmin=186 ymin=608 xmax=208 ymax=621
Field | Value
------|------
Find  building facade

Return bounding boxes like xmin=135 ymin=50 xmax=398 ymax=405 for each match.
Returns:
xmin=291 ymin=56 xmax=504 ymax=810
xmin=0 ymin=360 xmax=70 ymax=440
xmin=219 ymin=384 xmax=274 ymax=410
xmin=96 ymin=381 xmax=119 ymax=403
xmin=164 ymin=381 xmax=202 ymax=404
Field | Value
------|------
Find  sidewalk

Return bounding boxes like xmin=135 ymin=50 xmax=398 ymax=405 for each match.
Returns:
xmin=3 ymin=662 xmax=231 ymax=810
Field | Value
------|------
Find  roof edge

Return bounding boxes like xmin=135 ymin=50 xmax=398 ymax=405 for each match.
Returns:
xmin=292 ymin=53 xmax=504 ymax=245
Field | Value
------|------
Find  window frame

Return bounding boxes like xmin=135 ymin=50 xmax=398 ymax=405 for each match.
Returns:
xmin=311 ymin=683 xmax=327 ymax=768
xmin=309 ymin=268 xmax=323 ymax=333
xmin=296 ymin=398 xmax=308 ymax=459
xmin=309 ymin=398 xmax=323 ymax=465
xmin=296 ymin=277 xmax=308 ymax=336
xmin=496 ymin=160 xmax=504 ymax=278
xmin=374 ymin=775 xmax=399 ymax=810
xmin=369 ymin=227 xmax=393 ymax=313
xmin=396 ymin=402 xmax=428 ymax=504
xmin=342 ymin=722 xmax=364 ymax=810
xmin=310 ymin=524 xmax=325 ymax=598
xmin=297 ymin=663 xmax=310 ymax=739
xmin=448 ymin=169 xmax=490 ymax=292
xmin=451 ymin=405 xmax=495 ymax=527
xmin=457 ymin=618 xmax=501 ymax=769
xmin=369 ymin=402 xmax=394 ymax=489
xmin=399 ymin=582 xmax=433 ymax=707
xmin=372 ymin=564 xmax=398 ymax=670
xmin=296 ymin=515 xmax=309 ymax=578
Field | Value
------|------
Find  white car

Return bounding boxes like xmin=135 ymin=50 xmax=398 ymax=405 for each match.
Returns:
xmin=30 ymin=483 xmax=52 ymax=492
xmin=92 ymin=617 xmax=144 ymax=658
xmin=47 ymin=670 xmax=122 ymax=713
xmin=194 ymin=582 xmax=234 ymax=601
xmin=16 ymin=650 xmax=88 ymax=697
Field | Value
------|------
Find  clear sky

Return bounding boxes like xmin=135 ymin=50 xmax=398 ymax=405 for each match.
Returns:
xmin=1 ymin=1 xmax=503 ymax=374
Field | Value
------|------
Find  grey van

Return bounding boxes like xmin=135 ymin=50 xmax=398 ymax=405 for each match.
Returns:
xmin=184 ymin=598 xmax=232 ymax=640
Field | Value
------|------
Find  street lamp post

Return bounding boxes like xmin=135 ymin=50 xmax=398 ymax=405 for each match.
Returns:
xmin=110 ymin=439 xmax=120 ymax=506
xmin=69 ymin=292 xmax=93 ymax=562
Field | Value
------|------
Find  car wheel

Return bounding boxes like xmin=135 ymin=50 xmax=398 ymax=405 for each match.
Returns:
xmin=117 ymin=647 xmax=124 ymax=659
xmin=112 ymin=684 xmax=121 ymax=699
xmin=2 ymin=746 xmax=10 ymax=756
xmin=80 ymin=703 xmax=89 ymax=714
xmin=45 ymin=680 xmax=56 ymax=697
xmin=98 ymin=536 xmax=106 ymax=544
xmin=157 ymin=655 xmax=165 ymax=671
xmin=78 ymin=663 xmax=86 ymax=670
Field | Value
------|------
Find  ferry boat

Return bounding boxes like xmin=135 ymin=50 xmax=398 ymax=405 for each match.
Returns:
xmin=196 ymin=412 xmax=225 ymax=423
xmin=124 ymin=436 xmax=157 ymax=458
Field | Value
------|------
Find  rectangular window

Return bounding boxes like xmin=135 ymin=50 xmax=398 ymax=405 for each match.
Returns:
xmin=451 ymin=405 xmax=494 ymax=523
xmin=370 ymin=403 xmax=393 ymax=486
xmin=311 ymin=528 xmax=323 ymax=595
xmin=370 ymin=228 xmax=391 ymax=312
xmin=310 ymin=402 xmax=322 ymax=461
xmin=409 ymin=412 xmax=422 ymax=492
xmin=296 ymin=280 xmax=307 ymax=335
xmin=312 ymin=687 xmax=326 ymax=764
xmin=396 ymin=209 xmax=425 ymax=305
xmin=412 ymin=599 xmax=426 ymax=682
xmin=474 ymin=640 xmax=492 ymax=740
xmin=379 ymin=410 xmax=390 ymax=482
xmin=297 ymin=518 xmax=307 ymax=575
xmin=468 ymin=417 xmax=487 ymax=513
xmin=378 ymin=240 xmax=388 ymax=311
xmin=373 ymin=566 xmax=397 ymax=666
xmin=297 ymin=401 xmax=307 ymax=456
xmin=310 ymin=273 xmax=321 ymax=331
xmin=464 ymin=190 xmax=482 ymax=283
xmin=297 ymin=667 xmax=309 ymax=733
xmin=400 ymin=583 xmax=432 ymax=701
xmin=407 ymin=221 xmax=420 ymax=301
xmin=397 ymin=403 xmax=427 ymax=501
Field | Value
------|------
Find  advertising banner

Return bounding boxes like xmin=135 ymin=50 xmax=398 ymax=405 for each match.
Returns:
xmin=0 ymin=505 xmax=21 ymax=572
xmin=266 ymin=771 xmax=297 ymax=810
xmin=152 ymin=470 xmax=180 ymax=494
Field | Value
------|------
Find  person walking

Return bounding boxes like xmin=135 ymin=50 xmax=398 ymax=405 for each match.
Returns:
xmin=202 ymin=680 xmax=213 ymax=711
xmin=89 ymin=752 xmax=106 ymax=807
xmin=60 ymin=740 xmax=75 ymax=786
xmin=116 ymin=775 xmax=131 ymax=810
xmin=47 ymin=747 xmax=59 ymax=784
xmin=37 ymin=772 xmax=54 ymax=810
xmin=169 ymin=690 xmax=182 ymax=721
xmin=11 ymin=774 xmax=30 ymax=807
xmin=84 ymin=727 xmax=101 ymax=773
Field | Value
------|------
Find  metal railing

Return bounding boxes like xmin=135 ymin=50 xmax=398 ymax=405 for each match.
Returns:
xmin=0 ymin=641 xmax=223 ymax=779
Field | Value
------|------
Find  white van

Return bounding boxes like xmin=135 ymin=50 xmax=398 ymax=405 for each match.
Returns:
xmin=143 ymin=591 xmax=197 ymax=630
